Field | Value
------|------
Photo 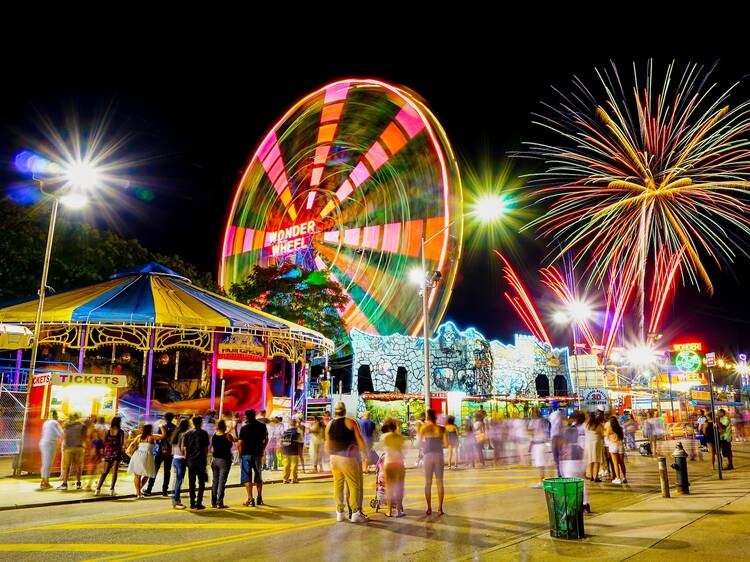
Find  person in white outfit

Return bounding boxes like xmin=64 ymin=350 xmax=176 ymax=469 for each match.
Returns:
xmin=39 ymin=410 xmax=63 ymax=489
xmin=560 ymin=411 xmax=590 ymax=513
xmin=126 ymin=424 xmax=165 ymax=498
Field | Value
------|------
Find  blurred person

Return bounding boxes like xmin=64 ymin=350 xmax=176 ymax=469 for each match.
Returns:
xmin=358 ymin=411 xmax=376 ymax=472
xmin=266 ymin=417 xmax=282 ymax=471
xmin=599 ymin=408 xmax=615 ymax=480
xmin=623 ymin=413 xmax=638 ymax=451
xmin=414 ymin=412 xmax=426 ymax=467
xmin=39 ymin=410 xmax=63 ymax=489
xmin=183 ymin=416 xmax=210 ymax=509
xmin=444 ymin=415 xmax=460 ymax=469
xmin=82 ymin=416 xmax=103 ymax=491
xmin=702 ymin=412 xmax=718 ymax=470
xmin=325 ymin=401 xmax=369 ymax=523
xmin=126 ymin=424 xmax=165 ymax=498
xmin=309 ymin=415 xmax=325 ymax=472
xmin=548 ymin=401 xmax=565 ymax=476
xmin=281 ymin=419 xmax=303 ymax=483
xmin=718 ymin=408 xmax=734 ymax=470
xmin=258 ymin=410 xmax=269 ymax=424
xmin=420 ymin=409 xmax=445 ymax=515
xmin=144 ymin=412 xmax=176 ymax=497
xmin=464 ymin=423 xmax=478 ymax=467
xmin=210 ymin=419 xmax=233 ymax=508
xmin=238 ymin=409 xmax=268 ymax=507
xmin=529 ymin=410 xmax=550 ymax=488
xmin=170 ymin=419 xmax=191 ymax=509
xmin=607 ymin=416 xmax=627 ymax=484
xmin=584 ymin=411 xmax=605 ymax=482
xmin=381 ymin=417 xmax=406 ymax=517
xmin=58 ymin=413 xmax=85 ymax=490
xmin=560 ymin=411 xmax=590 ymax=513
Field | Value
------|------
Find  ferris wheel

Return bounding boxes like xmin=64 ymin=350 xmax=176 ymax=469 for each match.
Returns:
xmin=219 ymin=79 xmax=463 ymax=338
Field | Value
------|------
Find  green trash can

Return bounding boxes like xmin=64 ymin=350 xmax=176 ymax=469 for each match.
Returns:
xmin=542 ymin=477 xmax=585 ymax=539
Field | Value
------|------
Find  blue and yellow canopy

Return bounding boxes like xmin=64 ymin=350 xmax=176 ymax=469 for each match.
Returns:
xmin=0 ymin=263 xmax=332 ymax=351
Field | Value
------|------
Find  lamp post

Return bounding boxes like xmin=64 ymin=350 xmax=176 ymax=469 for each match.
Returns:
xmin=16 ymin=160 xmax=98 ymax=474
xmin=412 ymin=193 xmax=508 ymax=409
xmin=552 ymin=301 xmax=592 ymax=409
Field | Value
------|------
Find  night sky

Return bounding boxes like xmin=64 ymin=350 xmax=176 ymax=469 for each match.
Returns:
xmin=2 ymin=36 xmax=749 ymax=354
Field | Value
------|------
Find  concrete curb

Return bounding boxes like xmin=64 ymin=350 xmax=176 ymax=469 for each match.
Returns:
xmin=0 ymin=472 xmax=333 ymax=512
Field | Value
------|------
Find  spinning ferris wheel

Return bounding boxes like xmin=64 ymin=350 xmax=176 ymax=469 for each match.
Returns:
xmin=220 ymin=79 xmax=463 ymax=337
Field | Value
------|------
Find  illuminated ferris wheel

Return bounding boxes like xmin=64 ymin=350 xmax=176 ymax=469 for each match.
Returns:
xmin=220 ymin=79 xmax=463 ymax=338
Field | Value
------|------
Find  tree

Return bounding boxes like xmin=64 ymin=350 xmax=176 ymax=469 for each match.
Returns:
xmin=0 ymin=199 xmax=218 ymax=302
xmin=228 ymin=261 xmax=348 ymax=349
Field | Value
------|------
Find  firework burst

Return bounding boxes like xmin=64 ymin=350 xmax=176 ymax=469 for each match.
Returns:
xmin=523 ymin=60 xmax=750 ymax=314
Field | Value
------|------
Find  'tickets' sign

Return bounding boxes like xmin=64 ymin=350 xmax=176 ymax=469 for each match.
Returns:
xmin=50 ymin=373 xmax=129 ymax=387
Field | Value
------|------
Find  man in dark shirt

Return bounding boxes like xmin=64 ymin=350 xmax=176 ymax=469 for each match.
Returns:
xmin=238 ymin=409 xmax=268 ymax=507
xmin=183 ymin=416 xmax=210 ymax=510
xmin=144 ymin=412 xmax=175 ymax=497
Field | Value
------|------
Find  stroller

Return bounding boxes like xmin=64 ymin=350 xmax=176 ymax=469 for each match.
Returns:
xmin=369 ymin=453 xmax=387 ymax=511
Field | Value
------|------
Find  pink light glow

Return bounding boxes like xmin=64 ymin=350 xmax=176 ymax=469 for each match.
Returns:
xmin=343 ymin=228 xmax=360 ymax=246
xmin=382 ymin=222 xmax=401 ymax=254
xmin=364 ymin=142 xmax=389 ymax=172
xmin=362 ymin=225 xmax=380 ymax=248
xmin=349 ymin=161 xmax=370 ymax=188
xmin=396 ymin=104 xmax=426 ymax=138
xmin=224 ymin=226 xmax=236 ymax=256
xmin=324 ymin=82 xmax=350 ymax=103
xmin=335 ymin=179 xmax=354 ymax=202
xmin=242 ymin=229 xmax=255 ymax=253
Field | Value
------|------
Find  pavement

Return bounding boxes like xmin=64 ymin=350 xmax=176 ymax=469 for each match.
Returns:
xmin=0 ymin=441 xmax=746 ymax=561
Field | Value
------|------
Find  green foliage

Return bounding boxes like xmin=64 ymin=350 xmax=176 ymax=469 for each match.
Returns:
xmin=0 ymin=199 xmax=217 ymax=302
xmin=364 ymin=399 xmax=424 ymax=427
xmin=228 ymin=261 xmax=348 ymax=346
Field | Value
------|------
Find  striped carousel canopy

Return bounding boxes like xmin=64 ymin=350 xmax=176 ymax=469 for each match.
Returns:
xmin=0 ymin=262 xmax=332 ymax=350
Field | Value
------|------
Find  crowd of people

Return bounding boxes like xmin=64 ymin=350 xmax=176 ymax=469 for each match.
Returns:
xmin=37 ymin=401 xmax=747 ymax=521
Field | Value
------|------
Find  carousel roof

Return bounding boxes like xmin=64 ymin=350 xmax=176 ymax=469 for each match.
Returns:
xmin=0 ymin=263 xmax=332 ymax=350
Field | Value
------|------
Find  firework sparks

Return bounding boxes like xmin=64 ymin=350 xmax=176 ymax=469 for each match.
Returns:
xmin=523 ymin=60 xmax=750 ymax=316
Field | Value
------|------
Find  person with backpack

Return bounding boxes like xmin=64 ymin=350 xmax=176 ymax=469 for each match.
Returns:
xmin=144 ymin=412 xmax=176 ymax=497
xmin=281 ymin=419 xmax=303 ymax=483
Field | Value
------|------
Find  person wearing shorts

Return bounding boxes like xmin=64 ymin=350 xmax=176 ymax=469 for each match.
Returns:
xmin=238 ymin=409 xmax=268 ymax=507
xmin=419 ymin=409 xmax=445 ymax=516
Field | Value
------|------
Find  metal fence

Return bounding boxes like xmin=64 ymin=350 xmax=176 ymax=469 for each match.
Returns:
xmin=0 ymin=384 xmax=26 ymax=457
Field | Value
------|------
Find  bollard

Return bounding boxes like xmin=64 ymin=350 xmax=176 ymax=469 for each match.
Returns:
xmin=658 ymin=456 xmax=671 ymax=498
xmin=670 ymin=442 xmax=690 ymax=494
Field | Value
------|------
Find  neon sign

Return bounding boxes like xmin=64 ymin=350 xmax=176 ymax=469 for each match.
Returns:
xmin=673 ymin=342 xmax=702 ymax=352
xmin=266 ymin=221 xmax=316 ymax=257
xmin=675 ymin=350 xmax=702 ymax=373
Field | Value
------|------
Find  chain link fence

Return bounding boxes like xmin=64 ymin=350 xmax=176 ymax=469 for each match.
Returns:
xmin=0 ymin=385 xmax=26 ymax=460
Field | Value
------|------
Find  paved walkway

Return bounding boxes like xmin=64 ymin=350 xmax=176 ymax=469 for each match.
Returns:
xmin=472 ymin=443 xmax=750 ymax=560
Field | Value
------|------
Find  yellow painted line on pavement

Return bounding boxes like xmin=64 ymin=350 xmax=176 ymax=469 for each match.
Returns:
xmin=83 ymin=521 xmax=328 ymax=562
xmin=0 ymin=544 xmax=156 ymax=553
xmin=0 ymin=507 xmax=176 ymax=536
xmin=36 ymin=522 xmax=289 ymax=530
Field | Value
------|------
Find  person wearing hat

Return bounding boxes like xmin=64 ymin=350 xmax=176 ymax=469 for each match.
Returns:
xmin=325 ymin=402 xmax=369 ymax=523
xmin=548 ymin=401 xmax=565 ymax=477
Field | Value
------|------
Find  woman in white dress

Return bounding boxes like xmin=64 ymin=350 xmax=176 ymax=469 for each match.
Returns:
xmin=583 ymin=412 xmax=605 ymax=482
xmin=126 ymin=424 xmax=164 ymax=498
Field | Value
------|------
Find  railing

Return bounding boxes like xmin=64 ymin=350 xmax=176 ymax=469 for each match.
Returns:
xmin=0 ymin=358 xmax=79 ymax=390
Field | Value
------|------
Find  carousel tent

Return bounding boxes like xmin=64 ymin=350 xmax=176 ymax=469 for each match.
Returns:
xmin=0 ymin=262 xmax=329 ymax=345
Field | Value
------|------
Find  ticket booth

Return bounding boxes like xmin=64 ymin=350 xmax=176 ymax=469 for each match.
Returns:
xmin=21 ymin=371 xmax=128 ymax=473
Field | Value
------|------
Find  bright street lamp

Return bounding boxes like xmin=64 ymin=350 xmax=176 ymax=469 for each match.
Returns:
xmin=416 ymin=198 xmax=506 ymax=407
xmin=16 ymin=156 xmax=101 ymax=474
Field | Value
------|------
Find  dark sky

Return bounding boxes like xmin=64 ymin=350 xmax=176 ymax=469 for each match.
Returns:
xmin=2 ymin=34 xmax=750 ymax=354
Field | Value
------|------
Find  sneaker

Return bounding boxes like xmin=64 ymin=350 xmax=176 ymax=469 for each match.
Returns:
xmin=161 ymin=491 xmax=169 ymax=497
xmin=142 ymin=491 xmax=152 ymax=497
xmin=173 ymin=502 xmax=186 ymax=510
xmin=612 ymin=478 xmax=622 ymax=484
xmin=109 ymin=489 xmax=116 ymax=497
xmin=336 ymin=511 xmax=347 ymax=522
xmin=256 ymin=496 xmax=264 ymax=506
xmin=530 ymin=483 xmax=543 ymax=488
xmin=94 ymin=488 xmax=101 ymax=496
xmin=351 ymin=511 xmax=369 ymax=523
xmin=57 ymin=483 xmax=68 ymax=490
xmin=194 ymin=504 xmax=206 ymax=510
xmin=75 ymin=482 xmax=82 ymax=490
xmin=243 ymin=498 xmax=255 ymax=507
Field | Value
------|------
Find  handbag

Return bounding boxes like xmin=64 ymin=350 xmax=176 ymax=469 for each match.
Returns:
xmin=125 ymin=437 xmax=139 ymax=457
